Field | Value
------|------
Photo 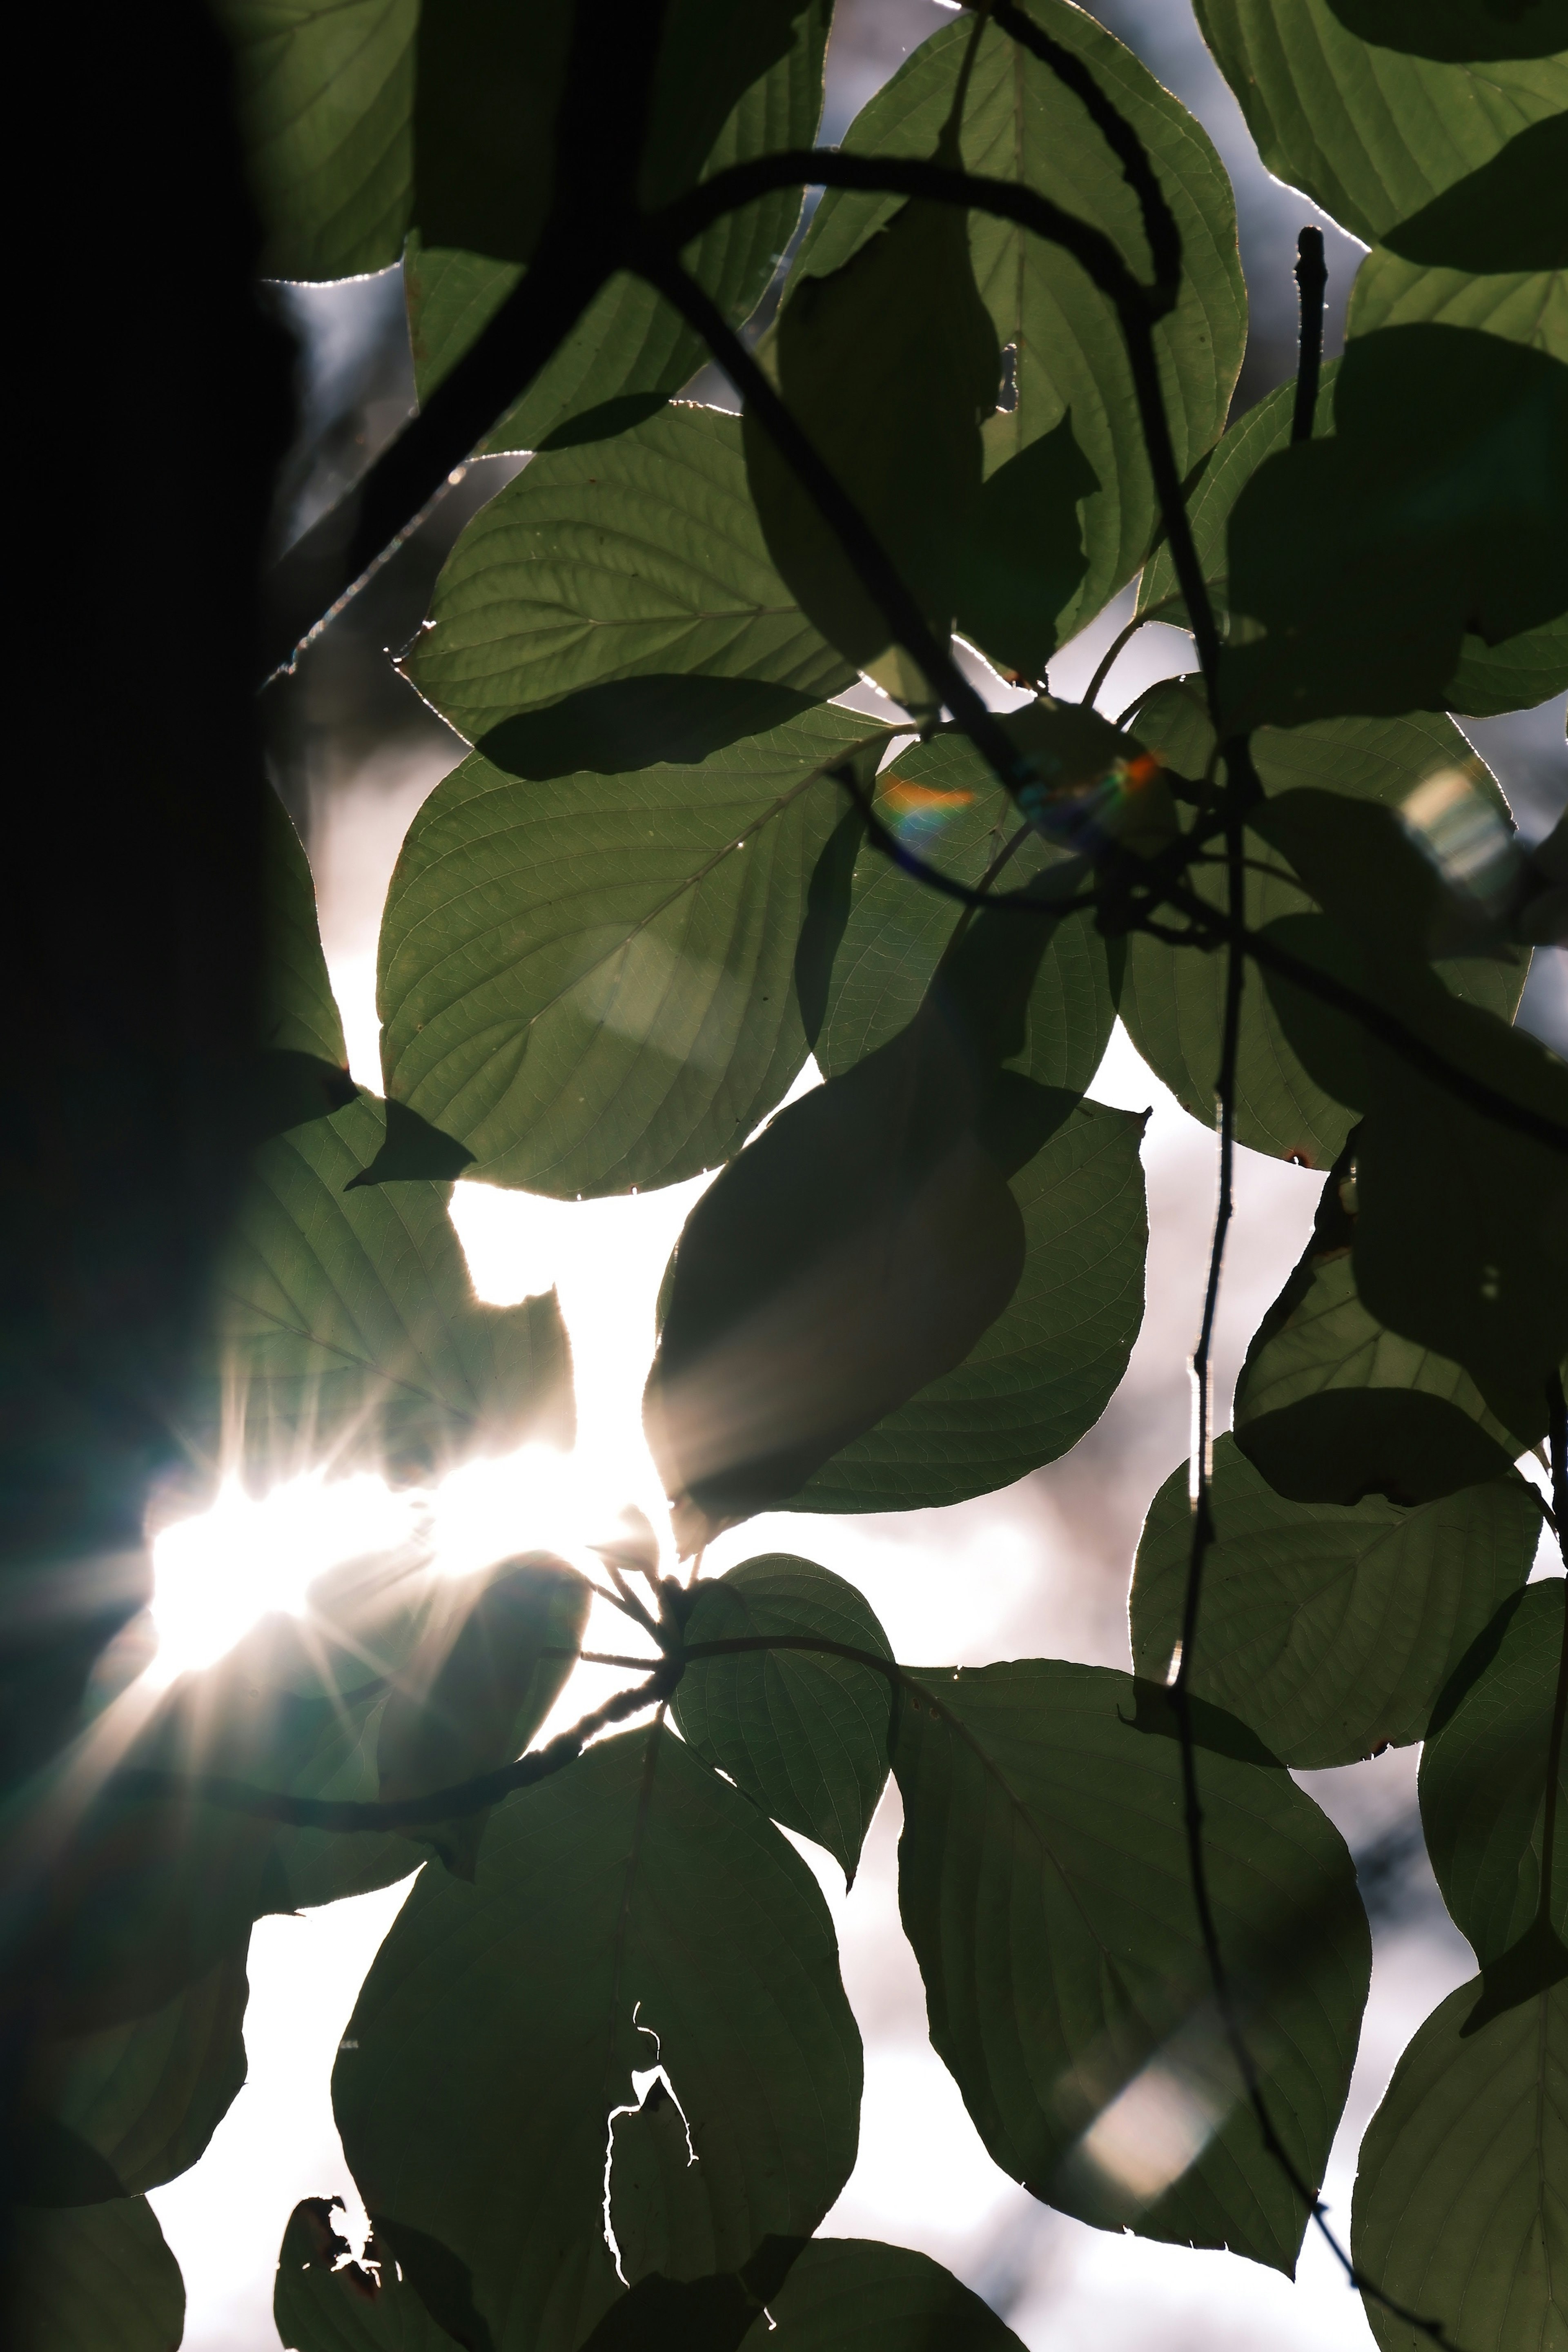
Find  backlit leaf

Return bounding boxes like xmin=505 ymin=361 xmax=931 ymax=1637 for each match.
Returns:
xmin=744 ymin=189 xmax=999 ymax=693
xmin=7 ymin=2196 xmax=185 ymax=2352
xmin=261 ymin=786 xmax=347 ymax=1074
xmin=274 ymin=2195 xmax=459 ymax=2350
xmin=1193 ymin=0 xmax=1568 ymax=247
xmin=405 ymin=3 xmax=829 ymax=454
xmin=1232 ymin=1165 xmax=1523 ymax=1505
xmin=744 ymin=2238 xmax=1029 ymax=2352
xmin=403 ymin=406 xmax=854 ymax=751
xmin=894 ymin=1661 xmax=1370 ymax=2272
xmin=795 ymin=1096 xmax=1147 ymax=1515
xmin=194 ymin=1092 xmax=573 ymax=1492
xmin=1350 ymin=1976 xmax=1567 ymax=2352
xmin=1420 ymin=1579 xmax=1566 ymax=1967
xmin=1119 ymin=684 xmax=1528 ymax=1167
xmin=813 ymin=728 xmax=1119 ymax=1092
xmin=376 ymin=705 xmax=891 ymax=1199
xmin=675 ymin=1556 xmax=894 ymax=1881
xmin=1383 ymin=116 xmax=1568 ymax=272
xmin=796 ymin=0 xmax=1245 ymax=662
xmin=334 ymin=1724 xmax=861 ymax=2352
xmin=21 ymin=1942 xmax=248 ymax=2203
xmin=1221 ymin=326 xmax=1568 ymax=730
xmin=1130 ymin=1436 xmax=1540 ymax=1768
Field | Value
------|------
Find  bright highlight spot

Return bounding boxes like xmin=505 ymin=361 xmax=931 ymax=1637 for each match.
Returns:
xmin=1402 ymin=764 xmax=1519 ymax=914
xmin=1076 ymin=2058 xmax=1222 ymax=2206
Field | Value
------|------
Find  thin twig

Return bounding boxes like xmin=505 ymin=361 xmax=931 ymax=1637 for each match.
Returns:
xmin=1084 ymin=612 xmax=1153 ymax=710
xmin=1291 ymin=228 xmax=1328 ymax=447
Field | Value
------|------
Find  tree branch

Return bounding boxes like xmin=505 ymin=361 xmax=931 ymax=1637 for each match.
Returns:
xmin=1291 ymin=227 xmax=1328 ymax=447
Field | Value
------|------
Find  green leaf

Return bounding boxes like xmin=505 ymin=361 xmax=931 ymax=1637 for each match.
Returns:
xmin=405 ymin=4 xmax=829 ymax=453
xmin=408 ymin=0 xmax=570 ymax=269
xmin=646 ymin=873 xmax=1118 ymax=1542
xmin=748 ymin=2238 xmax=1029 ymax=2352
xmin=1119 ymin=685 xmax=1529 ymax=1167
xmin=376 ymin=705 xmax=891 ymax=1199
xmin=345 ymin=1098 xmax=476 ymax=1188
xmin=796 ymin=0 xmax=1246 ymax=662
xmin=1192 ymin=0 xmax=1568 ymax=247
xmin=893 ymin=1661 xmax=1370 ymax=2272
xmin=21 ymin=1942 xmax=248 ymax=2203
xmin=376 ymin=1552 xmax=590 ymax=1877
xmin=1129 ymin=1436 xmax=1540 ymax=1768
xmin=1448 ymin=611 xmax=1568 ymax=717
xmin=275 ymin=2196 xmax=461 ymax=2351
xmin=1220 ymin=325 xmax=1568 ymax=730
xmin=1348 ymin=243 xmax=1568 ymax=362
xmin=195 ymin=1092 xmax=573 ymax=1491
xmin=795 ymin=1097 xmax=1148 ymax=1514
xmin=675 ymin=1556 xmax=894 ymax=1882
xmin=1326 ymin=0 xmax=1568 ymax=63
xmin=334 ymin=1724 xmax=862 ymax=2352
xmin=266 ymin=1686 xmax=419 ymax=1915
xmin=744 ymin=189 xmax=999 ymax=694
xmin=1232 ymin=1165 xmax=1523 ymax=1505
xmin=1350 ymin=1976 xmax=1567 ymax=2352
xmin=813 ymin=729 xmax=1119 ymax=1092
xmin=576 ymin=2238 xmax=804 ymax=2352
xmin=1383 ymin=116 xmax=1568 ymax=272
xmin=215 ymin=0 xmax=416 ymax=279
xmin=6 ymin=2196 xmax=185 ymax=2352
xmin=403 ymin=406 xmax=855 ymax=751
xmin=262 ymin=786 xmax=347 ymax=1072
xmin=1136 ymin=366 xmax=1339 ymax=633
xmin=1420 ymin=1579 xmax=1566 ymax=1967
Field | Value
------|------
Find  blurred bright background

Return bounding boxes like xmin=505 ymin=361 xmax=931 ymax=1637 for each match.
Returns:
xmin=143 ymin=3 xmax=1566 ymax=2344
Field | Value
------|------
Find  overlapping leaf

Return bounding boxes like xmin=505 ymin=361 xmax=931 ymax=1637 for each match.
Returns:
xmin=1118 ymin=684 xmax=1529 ymax=1167
xmin=404 ymin=406 xmax=855 ymax=751
xmin=794 ymin=0 xmax=1246 ymax=666
xmin=795 ymin=1096 xmax=1147 ymax=1514
xmin=1130 ymin=1436 xmax=1540 ymax=1768
xmin=1232 ymin=1165 xmax=1523 ymax=1505
xmin=812 ymin=728 xmax=1119 ymax=1092
xmin=6 ymin=2195 xmax=186 ymax=2352
xmin=1420 ymin=1579 xmax=1566 ymax=1968
xmin=744 ymin=187 xmax=999 ymax=697
xmin=1221 ymin=325 xmax=1568 ymax=728
xmin=1350 ymin=1977 xmax=1567 ymax=2352
xmin=1325 ymin=0 xmax=1568 ymax=61
xmin=376 ymin=705 xmax=890 ymax=1198
xmin=675 ymin=1556 xmax=895 ymax=1881
xmin=893 ymin=1661 xmax=1370 ymax=2271
xmin=193 ymin=1092 xmax=573 ymax=1491
xmin=334 ymin=1724 xmax=862 ymax=2352
xmin=405 ymin=2 xmax=829 ymax=454
xmin=21 ymin=1940 xmax=249 ymax=2205
xmin=742 ymin=2240 xmax=1029 ymax=2352
xmin=1193 ymin=0 xmax=1568 ymax=247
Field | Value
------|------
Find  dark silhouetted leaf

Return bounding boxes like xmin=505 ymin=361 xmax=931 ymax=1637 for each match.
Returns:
xmin=1421 ymin=1579 xmax=1566 ymax=1967
xmin=1232 ymin=1162 xmax=1522 ymax=1504
xmin=1327 ymin=0 xmax=1568 ymax=62
xmin=1221 ymin=326 xmax=1568 ymax=729
xmin=376 ymin=706 xmax=891 ymax=1198
xmin=346 ymin=1097 xmax=476 ymax=1188
xmin=1136 ymin=367 xmax=1339 ymax=633
xmin=7 ymin=2195 xmax=185 ymax=2351
xmin=578 ymin=2238 xmax=806 ymax=2352
xmin=799 ymin=0 xmax=1245 ymax=660
xmin=1350 ymin=1976 xmax=1567 ymax=2352
xmin=1120 ymin=685 xmax=1528 ymax=1167
xmin=405 ymin=406 xmax=854 ymax=750
xmin=1384 ymin=116 xmax=1568 ymax=272
xmin=744 ymin=2238 xmax=1029 ymax=2352
xmin=334 ymin=1724 xmax=861 ymax=2352
xmin=404 ymin=4 xmax=829 ymax=455
xmin=1131 ymin=1436 xmax=1540 ymax=1768
xmin=262 ymin=786 xmax=347 ymax=1072
xmin=408 ymin=0 xmax=570 ymax=268
xmin=894 ymin=1661 xmax=1370 ymax=2271
xmin=22 ymin=1940 xmax=248 ymax=2203
xmin=1194 ymin=0 xmax=1567 ymax=246
xmin=744 ymin=189 xmax=999 ymax=697
xmin=675 ymin=1556 xmax=894 ymax=1881
xmin=194 ymin=1092 xmax=573 ymax=1492
xmin=376 ymin=1552 xmax=590 ymax=1877
xmin=795 ymin=1096 xmax=1147 ymax=1514
xmin=274 ymin=2194 xmax=460 ymax=2350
